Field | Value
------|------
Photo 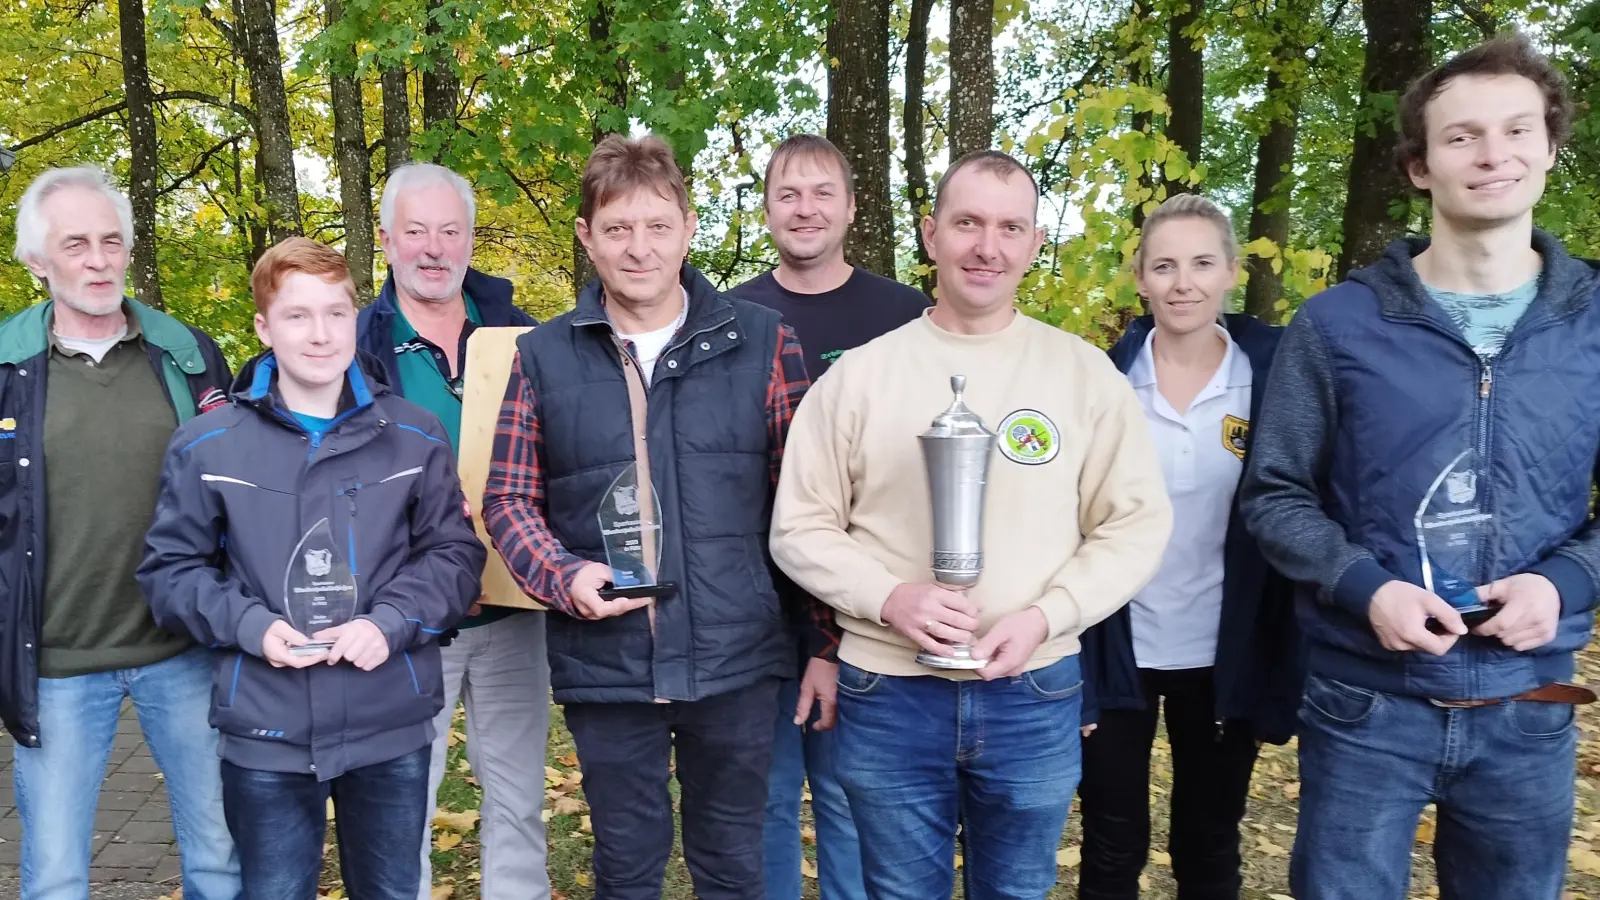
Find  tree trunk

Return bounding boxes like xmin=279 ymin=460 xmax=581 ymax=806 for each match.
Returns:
xmin=948 ymin=0 xmax=995 ymax=160
xmin=1244 ymin=67 xmax=1301 ymax=321
xmin=1163 ymin=0 xmax=1204 ymax=197
xmin=1336 ymin=0 xmax=1430 ymax=279
xmin=1129 ymin=0 xmax=1155 ymax=229
xmin=118 ymin=0 xmax=163 ymax=309
xmin=381 ymin=66 xmax=412 ymax=174
xmin=574 ymin=5 xmax=627 ymax=297
xmin=238 ymin=0 xmax=302 ymax=241
xmin=421 ymin=0 xmax=460 ymax=148
xmin=903 ymin=0 xmax=933 ymax=295
xmin=825 ymin=0 xmax=895 ymax=278
xmin=326 ymin=0 xmax=374 ymax=302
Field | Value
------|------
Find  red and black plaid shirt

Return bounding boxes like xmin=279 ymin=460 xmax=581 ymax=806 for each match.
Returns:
xmin=481 ymin=322 xmax=841 ymax=661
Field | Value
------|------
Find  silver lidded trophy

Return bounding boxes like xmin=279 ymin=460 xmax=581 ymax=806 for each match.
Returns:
xmin=917 ymin=375 xmax=997 ymax=670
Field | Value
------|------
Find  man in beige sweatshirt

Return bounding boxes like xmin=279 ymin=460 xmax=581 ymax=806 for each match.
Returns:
xmin=770 ymin=150 xmax=1173 ymax=900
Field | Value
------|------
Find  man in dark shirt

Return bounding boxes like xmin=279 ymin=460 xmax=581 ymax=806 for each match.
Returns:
xmin=730 ymin=133 xmax=928 ymax=900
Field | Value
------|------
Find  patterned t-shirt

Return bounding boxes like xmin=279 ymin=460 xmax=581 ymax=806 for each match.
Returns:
xmin=1425 ymin=276 xmax=1539 ymax=360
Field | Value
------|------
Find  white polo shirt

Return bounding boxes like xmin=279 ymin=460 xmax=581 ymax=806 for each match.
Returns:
xmin=1126 ymin=325 xmax=1253 ymax=670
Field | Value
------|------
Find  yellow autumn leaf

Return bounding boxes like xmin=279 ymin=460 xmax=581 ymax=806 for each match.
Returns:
xmin=326 ymin=798 xmax=336 ymax=820
xmin=430 ymin=887 xmax=454 ymax=900
xmin=434 ymin=832 xmax=463 ymax=851
xmin=1151 ymin=850 xmax=1171 ymax=867
xmin=954 ymin=854 xmax=963 ymax=870
xmin=580 ymin=815 xmax=592 ymax=834
xmin=553 ymin=795 xmax=586 ymax=816
xmin=447 ymin=728 xmax=465 ymax=747
xmin=1415 ymin=818 xmax=1436 ymax=844
xmin=1571 ymin=847 xmax=1600 ymax=876
xmin=1056 ymin=846 xmax=1080 ymax=868
xmin=1283 ymin=781 xmax=1300 ymax=800
xmin=1256 ymin=836 xmax=1289 ymax=858
xmin=801 ymin=859 xmax=818 ymax=879
xmin=575 ymin=872 xmax=592 ymax=887
xmin=434 ymin=810 xmax=480 ymax=833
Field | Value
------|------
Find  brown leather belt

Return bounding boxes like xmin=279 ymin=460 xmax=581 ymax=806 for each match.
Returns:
xmin=1430 ymin=682 xmax=1598 ymax=708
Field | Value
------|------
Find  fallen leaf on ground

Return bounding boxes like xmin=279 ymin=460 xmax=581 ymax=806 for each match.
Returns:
xmin=553 ymin=796 xmax=586 ymax=816
xmin=434 ymin=832 xmax=463 ymax=851
xmin=557 ymin=752 xmax=579 ymax=766
xmin=580 ymin=815 xmax=592 ymax=834
xmin=1256 ymin=836 xmax=1288 ymax=858
xmin=1151 ymin=850 xmax=1171 ymax=867
xmin=430 ymin=887 xmax=454 ymax=900
xmin=1415 ymin=818 xmax=1436 ymax=844
xmin=574 ymin=872 xmax=591 ymax=887
xmin=434 ymin=810 xmax=481 ymax=832
xmin=1057 ymin=847 xmax=1080 ymax=868
xmin=801 ymin=859 xmax=818 ymax=879
xmin=1572 ymin=847 xmax=1600 ymax=876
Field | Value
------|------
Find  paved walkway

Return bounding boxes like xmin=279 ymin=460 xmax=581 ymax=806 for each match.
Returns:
xmin=0 ymin=701 xmax=183 ymax=897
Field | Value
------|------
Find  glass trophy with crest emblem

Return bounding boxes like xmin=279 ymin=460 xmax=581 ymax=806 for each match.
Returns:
xmin=1416 ymin=448 xmax=1501 ymax=633
xmin=284 ymin=517 xmax=359 ymax=654
xmin=597 ymin=463 xmax=676 ymax=600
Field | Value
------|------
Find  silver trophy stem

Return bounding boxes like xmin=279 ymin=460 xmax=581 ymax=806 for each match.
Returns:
xmin=916 ymin=375 xmax=994 ymax=670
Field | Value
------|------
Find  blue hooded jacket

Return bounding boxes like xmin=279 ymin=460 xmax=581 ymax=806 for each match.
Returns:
xmin=1081 ymin=312 xmax=1303 ymax=744
xmin=1240 ymin=232 xmax=1600 ymax=701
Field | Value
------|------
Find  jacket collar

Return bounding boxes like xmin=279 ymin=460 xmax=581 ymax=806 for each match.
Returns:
xmin=230 ymin=350 xmax=386 ymax=420
xmin=572 ymin=263 xmax=736 ymax=337
xmin=1109 ymin=312 xmax=1281 ymax=379
xmin=1348 ymin=229 xmax=1600 ymax=329
xmin=371 ymin=266 xmax=524 ymax=328
xmin=0 ymin=297 xmax=206 ymax=375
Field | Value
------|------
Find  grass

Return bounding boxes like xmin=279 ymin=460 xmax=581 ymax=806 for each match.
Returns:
xmin=316 ymin=647 xmax=1600 ymax=900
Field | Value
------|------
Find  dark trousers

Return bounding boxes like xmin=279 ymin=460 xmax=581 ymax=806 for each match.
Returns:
xmin=1077 ymin=667 xmax=1259 ymax=900
xmin=565 ymin=678 xmax=780 ymax=900
xmin=220 ymin=746 xmax=430 ymax=900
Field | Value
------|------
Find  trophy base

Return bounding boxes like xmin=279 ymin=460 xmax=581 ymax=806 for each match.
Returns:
xmin=289 ymin=641 xmax=334 ymax=656
xmin=916 ymin=647 xmax=990 ymax=670
xmin=599 ymin=582 xmax=678 ymax=601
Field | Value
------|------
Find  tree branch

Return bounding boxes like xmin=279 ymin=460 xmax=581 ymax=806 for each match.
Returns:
xmin=198 ymin=3 xmax=241 ymax=52
xmin=158 ymin=133 xmax=245 ymax=198
xmin=8 ymin=91 xmax=257 ymax=153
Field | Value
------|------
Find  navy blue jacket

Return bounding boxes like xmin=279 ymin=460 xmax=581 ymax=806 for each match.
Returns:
xmin=355 ymin=267 xmax=537 ymax=397
xmin=1240 ymin=232 xmax=1600 ymax=701
xmin=0 ymin=299 xmax=232 ymax=748
xmin=137 ymin=353 xmax=486 ymax=780
xmin=1081 ymin=313 xmax=1303 ymax=744
xmin=495 ymin=265 xmax=796 ymax=704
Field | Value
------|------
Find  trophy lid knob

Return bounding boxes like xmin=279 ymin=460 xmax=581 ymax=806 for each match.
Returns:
xmin=924 ymin=374 xmax=995 ymax=439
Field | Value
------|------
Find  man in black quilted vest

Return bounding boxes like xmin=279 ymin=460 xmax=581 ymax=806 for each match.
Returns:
xmin=483 ymin=133 xmax=839 ymax=900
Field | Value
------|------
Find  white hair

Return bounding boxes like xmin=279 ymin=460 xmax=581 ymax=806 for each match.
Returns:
xmin=379 ymin=162 xmax=477 ymax=234
xmin=13 ymin=165 xmax=135 ymax=264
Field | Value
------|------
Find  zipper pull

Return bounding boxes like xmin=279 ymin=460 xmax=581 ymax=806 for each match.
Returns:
xmin=347 ymin=486 xmax=358 ymax=518
xmin=1479 ymin=367 xmax=1493 ymax=398
xmin=1215 ymin=718 xmax=1225 ymax=743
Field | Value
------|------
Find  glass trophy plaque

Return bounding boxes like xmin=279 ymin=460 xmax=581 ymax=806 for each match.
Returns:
xmin=283 ymin=517 xmax=358 ymax=654
xmin=1415 ymin=448 xmax=1500 ymax=631
xmin=597 ymin=463 xmax=675 ymax=600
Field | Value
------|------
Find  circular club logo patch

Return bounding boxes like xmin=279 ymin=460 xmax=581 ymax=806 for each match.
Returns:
xmin=998 ymin=409 xmax=1060 ymax=465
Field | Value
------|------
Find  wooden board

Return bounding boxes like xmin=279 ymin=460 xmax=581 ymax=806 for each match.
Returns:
xmin=458 ymin=325 xmax=544 ymax=610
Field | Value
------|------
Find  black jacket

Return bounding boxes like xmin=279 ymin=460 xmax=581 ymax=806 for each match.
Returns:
xmin=485 ymin=265 xmax=799 ymax=704
xmin=355 ymin=267 xmax=537 ymax=397
xmin=0 ymin=299 xmax=231 ymax=748
xmin=1081 ymin=313 xmax=1303 ymax=744
xmin=137 ymin=352 xmax=485 ymax=779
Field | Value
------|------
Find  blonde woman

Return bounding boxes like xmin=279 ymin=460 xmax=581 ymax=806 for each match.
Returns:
xmin=1077 ymin=194 xmax=1301 ymax=899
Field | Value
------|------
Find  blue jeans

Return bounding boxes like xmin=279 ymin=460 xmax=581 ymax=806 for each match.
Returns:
xmin=835 ymin=656 xmax=1083 ymax=900
xmin=1291 ymin=673 xmax=1577 ymax=900
xmin=222 ymin=746 xmax=430 ymax=900
xmin=13 ymin=647 xmax=240 ymax=900
xmin=763 ymin=674 xmax=866 ymax=900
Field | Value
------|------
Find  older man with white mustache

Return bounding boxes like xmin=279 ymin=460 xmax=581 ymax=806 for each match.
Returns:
xmin=354 ymin=162 xmax=551 ymax=900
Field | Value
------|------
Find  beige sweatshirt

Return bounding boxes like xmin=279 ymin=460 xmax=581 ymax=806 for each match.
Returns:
xmin=770 ymin=309 xmax=1173 ymax=678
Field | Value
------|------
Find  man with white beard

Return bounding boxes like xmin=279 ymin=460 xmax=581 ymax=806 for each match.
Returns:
xmin=2 ymin=165 xmax=239 ymax=900
xmin=353 ymin=161 xmax=551 ymax=900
